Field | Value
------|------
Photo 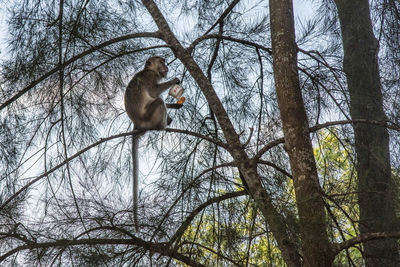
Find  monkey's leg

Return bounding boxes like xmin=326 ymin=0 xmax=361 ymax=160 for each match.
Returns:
xmin=144 ymin=98 xmax=168 ymax=129
xmin=143 ymin=98 xmax=164 ymax=120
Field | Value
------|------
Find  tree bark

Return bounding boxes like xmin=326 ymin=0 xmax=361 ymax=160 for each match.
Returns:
xmin=269 ymin=0 xmax=333 ymax=266
xmin=334 ymin=1 xmax=399 ymax=266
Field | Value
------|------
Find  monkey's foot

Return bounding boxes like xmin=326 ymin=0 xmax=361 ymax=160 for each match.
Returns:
xmin=167 ymin=116 xmax=173 ymax=126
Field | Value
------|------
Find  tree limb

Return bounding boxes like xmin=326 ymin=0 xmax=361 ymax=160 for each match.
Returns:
xmin=169 ymin=190 xmax=247 ymax=246
xmin=335 ymin=232 xmax=400 ymax=255
xmin=0 ymin=127 xmax=229 ymax=211
xmin=188 ymin=34 xmax=272 ymax=55
xmin=0 ymin=237 xmax=206 ymax=267
xmin=203 ymin=0 xmax=241 ymax=35
xmin=0 ymin=32 xmax=161 ymax=111
xmin=255 ymin=119 xmax=400 ymax=159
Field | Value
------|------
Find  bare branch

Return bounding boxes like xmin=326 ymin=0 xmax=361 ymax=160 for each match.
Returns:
xmin=335 ymin=232 xmax=400 ymax=255
xmin=188 ymin=34 xmax=272 ymax=55
xmin=165 ymin=128 xmax=227 ymax=149
xmin=0 ymin=32 xmax=161 ymax=111
xmin=0 ymin=127 xmax=228 ymax=211
xmin=255 ymin=119 xmax=400 ymax=159
xmin=203 ymin=0 xmax=241 ymax=35
xmin=0 ymin=237 xmax=207 ymax=267
xmin=0 ymin=131 xmax=138 ymax=211
xmin=169 ymin=190 xmax=247 ymax=246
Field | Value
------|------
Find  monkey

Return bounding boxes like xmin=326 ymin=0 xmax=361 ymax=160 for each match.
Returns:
xmin=124 ymin=56 xmax=180 ymax=231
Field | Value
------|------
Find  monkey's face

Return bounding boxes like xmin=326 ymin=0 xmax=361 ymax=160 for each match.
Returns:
xmin=157 ymin=57 xmax=168 ymax=78
xmin=146 ymin=56 xmax=168 ymax=78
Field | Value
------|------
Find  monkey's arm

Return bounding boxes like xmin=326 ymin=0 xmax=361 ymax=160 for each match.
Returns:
xmin=155 ymin=78 xmax=180 ymax=95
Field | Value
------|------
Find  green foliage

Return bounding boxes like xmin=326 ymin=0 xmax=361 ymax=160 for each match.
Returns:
xmin=175 ymin=129 xmax=364 ymax=265
xmin=176 ymin=197 xmax=286 ymax=267
xmin=314 ymin=129 xmax=362 ymax=265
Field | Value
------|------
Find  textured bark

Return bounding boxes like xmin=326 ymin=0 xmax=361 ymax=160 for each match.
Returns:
xmin=334 ymin=1 xmax=400 ymax=266
xmin=141 ymin=1 xmax=302 ymax=265
xmin=269 ymin=0 xmax=333 ymax=266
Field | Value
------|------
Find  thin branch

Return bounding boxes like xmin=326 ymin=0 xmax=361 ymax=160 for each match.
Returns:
xmin=188 ymin=34 xmax=272 ymax=55
xmin=165 ymin=128 xmax=227 ymax=149
xmin=309 ymin=119 xmax=400 ymax=132
xmin=0 ymin=32 xmax=161 ymax=111
xmin=179 ymin=241 xmax=242 ymax=266
xmin=0 ymin=131 xmax=139 ymax=211
xmin=254 ymin=119 xmax=400 ymax=159
xmin=203 ymin=0 xmax=241 ymax=35
xmin=169 ymin=190 xmax=247 ymax=246
xmin=335 ymin=232 xmax=400 ymax=255
xmin=151 ymin=162 xmax=239 ymax=240
xmin=0 ymin=127 xmax=229 ymax=211
xmin=258 ymin=160 xmax=292 ymax=178
xmin=0 ymin=237 xmax=206 ymax=267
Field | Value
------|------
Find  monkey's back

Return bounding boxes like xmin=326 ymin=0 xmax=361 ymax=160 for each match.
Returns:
xmin=124 ymin=70 xmax=159 ymax=126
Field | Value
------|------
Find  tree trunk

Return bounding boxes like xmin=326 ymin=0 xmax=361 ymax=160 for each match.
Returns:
xmin=334 ymin=1 xmax=399 ymax=266
xmin=269 ymin=0 xmax=333 ymax=266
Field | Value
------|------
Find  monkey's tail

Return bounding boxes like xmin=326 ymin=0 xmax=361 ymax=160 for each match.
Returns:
xmin=132 ymin=133 xmax=140 ymax=232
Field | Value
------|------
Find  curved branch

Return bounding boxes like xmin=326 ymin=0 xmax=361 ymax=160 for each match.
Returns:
xmin=0 ymin=237 xmax=206 ymax=267
xmin=0 ymin=131 xmax=140 ymax=211
xmin=335 ymin=232 xmax=400 ymax=255
xmin=188 ymin=34 xmax=272 ymax=55
xmin=165 ymin=128 xmax=227 ymax=149
xmin=151 ymin=162 xmax=239 ymax=240
xmin=169 ymin=190 xmax=247 ymax=246
xmin=0 ymin=127 xmax=229 ymax=211
xmin=0 ymin=32 xmax=161 ymax=111
xmin=255 ymin=119 xmax=400 ymax=159
xmin=203 ymin=0 xmax=241 ymax=35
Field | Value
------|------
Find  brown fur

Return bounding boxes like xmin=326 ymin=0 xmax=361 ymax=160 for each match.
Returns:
xmin=124 ymin=56 xmax=179 ymax=130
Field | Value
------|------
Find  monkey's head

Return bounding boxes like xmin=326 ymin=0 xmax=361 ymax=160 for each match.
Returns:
xmin=145 ymin=56 xmax=168 ymax=78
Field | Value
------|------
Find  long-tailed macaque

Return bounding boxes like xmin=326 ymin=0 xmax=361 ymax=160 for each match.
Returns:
xmin=124 ymin=56 xmax=180 ymax=231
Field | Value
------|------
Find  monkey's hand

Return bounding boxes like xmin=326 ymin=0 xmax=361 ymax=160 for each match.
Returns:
xmin=172 ymin=78 xmax=180 ymax=84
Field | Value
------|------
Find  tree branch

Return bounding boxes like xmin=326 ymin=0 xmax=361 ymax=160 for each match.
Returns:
xmin=203 ymin=0 xmax=241 ymax=35
xmin=0 ymin=237 xmax=206 ymax=267
xmin=335 ymin=232 xmax=400 ymax=255
xmin=165 ymin=128 xmax=227 ymax=149
xmin=169 ymin=190 xmax=247 ymax=246
xmin=188 ymin=34 xmax=272 ymax=55
xmin=255 ymin=119 xmax=400 ymax=159
xmin=0 ymin=131 xmax=138 ymax=211
xmin=0 ymin=127 xmax=230 ymax=212
xmin=0 ymin=32 xmax=161 ymax=111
